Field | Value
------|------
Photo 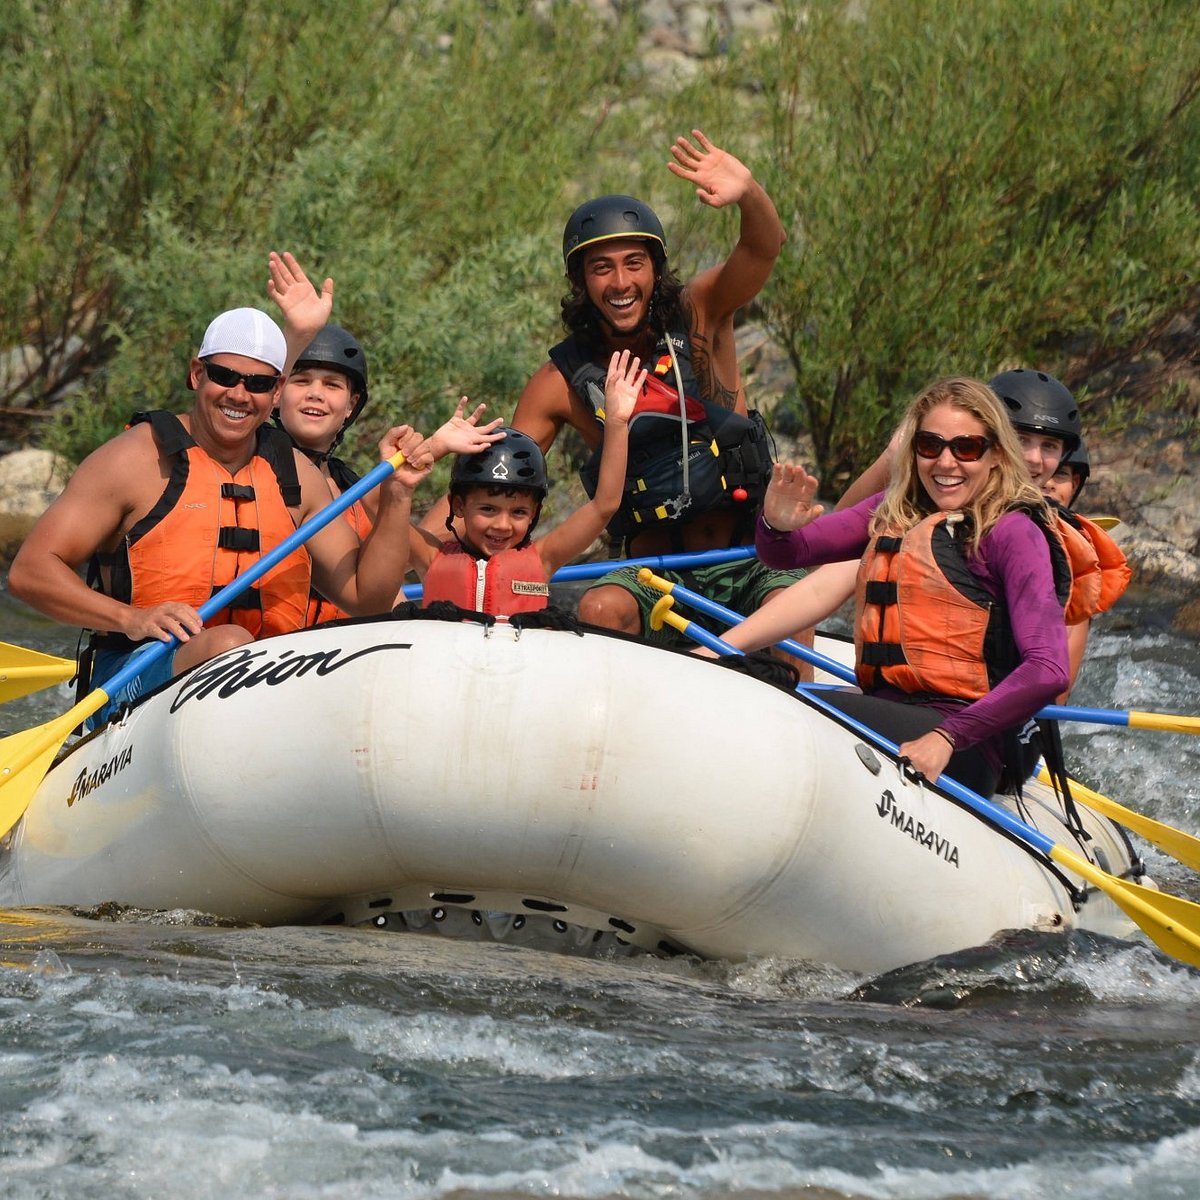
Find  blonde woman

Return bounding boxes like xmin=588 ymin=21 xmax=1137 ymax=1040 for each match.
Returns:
xmin=743 ymin=377 xmax=1069 ymax=794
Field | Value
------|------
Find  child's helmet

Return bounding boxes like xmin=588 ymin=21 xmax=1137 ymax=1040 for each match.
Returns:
xmin=1061 ymin=438 xmax=1090 ymax=504
xmin=988 ymin=368 xmax=1081 ymax=454
xmin=562 ymin=195 xmax=667 ymax=272
xmin=293 ymin=325 xmax=369 ymax=422
xmin=450 ymin=428 xmax=549 ymax=499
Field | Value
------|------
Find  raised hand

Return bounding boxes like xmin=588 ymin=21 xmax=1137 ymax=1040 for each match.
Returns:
xmin=667 ymin=129 xmax=753 ymax=210
xmin=603 ymin=350 xmax=647 ymax=427
xmin=762 ymin=461 xmax=824 ymax=532
xmin=427 ymin=397 xmax=507 ymax=460
xmin=267 ymin=250 xmax=334 ymax=336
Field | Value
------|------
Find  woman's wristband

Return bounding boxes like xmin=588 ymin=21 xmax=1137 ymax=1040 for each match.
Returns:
xmin=932 ymin=726 xmax=956 ymax=750
xmin=759 ymin=511 xmax=785 ymax=535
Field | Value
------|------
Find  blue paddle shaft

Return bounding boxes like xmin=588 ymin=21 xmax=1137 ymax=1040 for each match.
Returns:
xmin=674 ymin=610 xmax=1059 ymax=860
xmin=646 ymin=577 xmax=858 ymax=685
xmin=102 ymin=454 xmax=401 ymax=698
xmin=795 ymin=684 xmax=1057 ymax=857
xmin=400 ymin=545 xmax=758 ymax=601
xmin=1039 ymin=704 xmax=1130 ymax=729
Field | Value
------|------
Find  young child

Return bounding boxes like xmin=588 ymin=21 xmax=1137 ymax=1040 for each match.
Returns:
xmin=1043 ymin=439 xmax=1089 ymax=509
xmin=267 ymin=252 xmax=503 ymax=622
xmin=398 ymin=350 xmax=644 ymax=616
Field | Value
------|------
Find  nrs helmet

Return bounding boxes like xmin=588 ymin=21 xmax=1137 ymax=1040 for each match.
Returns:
xmin=293 ymin=325 xmax=369 ymax=423
xmin=988 ymin=368 xmax=1082 ymax=455
xmin=562 ymin=194 xmax=667 ymax=272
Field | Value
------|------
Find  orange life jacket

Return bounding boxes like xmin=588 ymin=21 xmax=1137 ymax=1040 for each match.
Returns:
xmin=422 ymin=541 xmax=549 ymax=615
xmin=855 ymin=507 xmax=1071 ymax=701
xmin=92 ymin=411 xmax=311 ymax=642
xmin=1050 ymin=508 xmax=1130 ymax=623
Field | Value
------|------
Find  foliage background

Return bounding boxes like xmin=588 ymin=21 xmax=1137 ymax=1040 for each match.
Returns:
xmin=4 ymin=0 xmax=1200 ymax=498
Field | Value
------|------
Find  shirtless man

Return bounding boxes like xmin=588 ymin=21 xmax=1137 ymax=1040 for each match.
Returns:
xmin=506 ymin=130 xmax=804 ymax=647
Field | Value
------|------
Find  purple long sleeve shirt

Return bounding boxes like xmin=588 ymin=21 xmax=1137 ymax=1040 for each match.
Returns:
xmin=757 ymin=493 xmax=1069 ymax=752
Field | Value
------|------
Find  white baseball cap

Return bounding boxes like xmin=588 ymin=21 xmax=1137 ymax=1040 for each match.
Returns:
xmin=196 ymin=307 xmax=287 ymax=372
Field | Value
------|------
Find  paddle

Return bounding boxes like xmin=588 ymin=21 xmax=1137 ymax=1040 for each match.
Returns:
xmin=398 ymin=544 xmax=758 ymax=601
xmin=1037 ymin=703 xmax=1200 ymax=736
xmin=636 ymin=569 xmax=1200 ymax=736
xmin=640 ymin=568 xmax=1200 ymax=880
xmin=0 ymin=448 xmax=409 ymax=839
xmin=0 ymin=642 xmax=76 ymax=703
xmin=636 ymin=568 xmax=858 ymax=682
xmin=1038 ymin=768 xmax=1200 ymax=874
xmin=648 ymin=591 xmax=1200 ymax=969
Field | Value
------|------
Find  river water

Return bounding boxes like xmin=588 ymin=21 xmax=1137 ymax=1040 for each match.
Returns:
xmin=2 ymin=591 xmax=1199 ymax=1199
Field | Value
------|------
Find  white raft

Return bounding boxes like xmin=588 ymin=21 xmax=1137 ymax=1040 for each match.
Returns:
xmin=0 ymin=617 xmax=1143 ymax=973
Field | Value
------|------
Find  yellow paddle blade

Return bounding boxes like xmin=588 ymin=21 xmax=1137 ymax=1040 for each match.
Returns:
xmin=1127 ymin=710 xmax=1200 ymax=736
xmin=1050 ymin=844 xmax=1200 ymax=968
xmin=1047 ymin=769 xmax=1200 ymax=874
xmin=0 ymin=642 xmax=76 ymax=704
xmin=0 ymin=691 xmax=108 ymax=838
xmin=1089 ymin=515 xmax=1121 ymax=530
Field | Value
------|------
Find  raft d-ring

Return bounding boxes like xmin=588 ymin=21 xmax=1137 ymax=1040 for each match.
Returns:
xmin=898 ymin=755 xmax=925 ymax=789
xmin=648 ymin=594 xmax=676 ymax=633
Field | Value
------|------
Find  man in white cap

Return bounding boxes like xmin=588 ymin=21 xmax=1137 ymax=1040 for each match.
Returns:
xmin=9 ymin=306 xmax=435 ymax=725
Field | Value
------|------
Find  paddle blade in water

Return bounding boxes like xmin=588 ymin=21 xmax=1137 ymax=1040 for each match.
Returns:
xmin=0 ymin=642 xmax=76 ymax=704
xmin=1050 ymin=845 xmax=1200 ymax=969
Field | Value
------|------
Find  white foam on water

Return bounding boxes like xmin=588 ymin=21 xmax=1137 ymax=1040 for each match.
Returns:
xmin=1060 ymin=939 xmax=1200 ymax=1003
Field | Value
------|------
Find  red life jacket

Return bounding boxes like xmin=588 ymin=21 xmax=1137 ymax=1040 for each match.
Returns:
xmin=92 ymin=411 xmax=311 ymax=643
xmin=422 ymin=542 xmax=549 ymax=615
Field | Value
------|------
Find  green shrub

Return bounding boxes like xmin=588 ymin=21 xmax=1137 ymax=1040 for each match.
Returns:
xmin=16 ymin=0 xmax=1199 ymax=501
xmin=755 ymin=0 xmax=1200 ymax=488
xmin=11 ymin=0 xmax=738 ymax=479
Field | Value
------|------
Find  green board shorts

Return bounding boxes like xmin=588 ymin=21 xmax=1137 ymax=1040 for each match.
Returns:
xmin=584 ymin=557 xmax=807 ymax=647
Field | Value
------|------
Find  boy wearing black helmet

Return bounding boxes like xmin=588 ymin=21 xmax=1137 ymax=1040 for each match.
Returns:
xmin=1044 ymin=440 xmax=1090 ymax=510
xmin=988 ymin=368 xmax=1081 ymax=488
xmin=502 ymin=130 xmax=805 ymax=650
xmin=402 ymin=352 xmax=644 ymax=616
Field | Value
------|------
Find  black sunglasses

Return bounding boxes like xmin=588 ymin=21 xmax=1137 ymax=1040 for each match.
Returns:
xmin=914 ymin=431 xmax=992 ymax=463
xmin=202 ymin=359 xmax=281 ymax=394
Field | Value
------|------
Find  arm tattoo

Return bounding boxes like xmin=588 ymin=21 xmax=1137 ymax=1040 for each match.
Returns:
xmin=684 ymin=300 xmax=738 ymax=410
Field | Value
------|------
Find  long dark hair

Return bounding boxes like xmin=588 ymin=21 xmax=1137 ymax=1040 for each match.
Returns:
xmin=559 ymin=243 xmax=686 ymax=342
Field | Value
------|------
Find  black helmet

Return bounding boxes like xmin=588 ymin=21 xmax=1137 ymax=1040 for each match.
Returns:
xmin=450 ymin=428 xmax=549 ymax=498
xmin=293 ymin=325 xmax=369 ymax=423
xmin=1060 ymin=437 xmax=1090 ymax=504
xmin=988 ymin=368 xmax=1081 ymax=454
xmin=562 ymin=195 xmax=667 ymax=271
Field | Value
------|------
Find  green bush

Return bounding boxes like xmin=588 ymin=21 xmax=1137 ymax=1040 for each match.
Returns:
xmin=5 ymin=0 xmax=740 ymax=482
xmin=11 ymin=0 xmax=1200 ymax=501
xmin=755 ymin=0 xmax=1200 ymax=488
